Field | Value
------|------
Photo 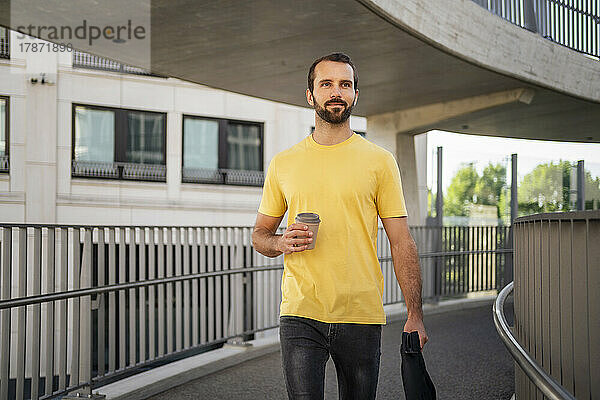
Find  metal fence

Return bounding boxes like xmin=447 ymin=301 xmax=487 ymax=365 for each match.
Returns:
xmin=512 ymin=211 xmax=599 ymax=399
xmin=0 ymin=155 xmax=9 ymax=173
xmin=182 ymin=167 xmax=265 ymax=187
xmin=72 ymin=161 xmax=167 ymax=182
xmin=72 ymin=51 xmax=165 ymax=78
xmin=71 ymin=162 xmax=264 ymax=186
xmin=495 ymin=283 xmax=577 ymax=400
xmin=473 ymin=0 xmax=600 ymax=59
xmin=411 ymin=225 xmax=512 ymax=299
xmin=0 ymin=223 xmax=511 ymax=399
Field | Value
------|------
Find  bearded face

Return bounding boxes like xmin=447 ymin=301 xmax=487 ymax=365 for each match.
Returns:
xmin=312 ymin=96 xmax=355 ymax=124
xmin=307 ymin=60 xmax=358 ymax=124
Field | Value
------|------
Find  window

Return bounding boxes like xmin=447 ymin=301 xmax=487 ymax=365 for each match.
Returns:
xmin=74 ymin=107 xmax=114 ymax=163
xmin=182 ymin=116 xmax=264 ymax=186
xmin=72 ymin=104 xmax=166 ymax=181
xmin=0 ymin=27 xmax=9 ymax=59
xmin=0 ymin=96 xmax=8 ymax=172
xmin=127 ymin=111 xmax=165 ymax=164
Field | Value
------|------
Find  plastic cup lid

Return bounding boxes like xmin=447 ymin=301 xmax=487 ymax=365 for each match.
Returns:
xmin=295 ymin=212 xmax=321 ymax=223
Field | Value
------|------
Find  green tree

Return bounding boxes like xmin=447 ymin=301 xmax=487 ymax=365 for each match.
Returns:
xmin=517 ymin=161 xmax=600 ymax=214
xmin=498 ymin=190 xmax=510 ymax=223
xmin=475 ymin=163 xmax=507 ymax=215
xmin=584 ymin=171 xmax=600 ymax=209
xmin=444 ymin=162 xmax=507 ymax=217
xmin=442 ymin=159 xmax=600 ymax=219
xmin=517 ymin=161 xmax=571 ymax=215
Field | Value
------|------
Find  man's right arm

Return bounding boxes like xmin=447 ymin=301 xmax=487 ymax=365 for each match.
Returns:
xmin=252 ymin=213 xmax=284 ymax=257
xmin=252 ymin=212 xmax=313 ymax=257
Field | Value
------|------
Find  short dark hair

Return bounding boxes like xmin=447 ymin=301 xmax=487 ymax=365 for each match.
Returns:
xmin=307 ymin=53 xmax=358 ymax=94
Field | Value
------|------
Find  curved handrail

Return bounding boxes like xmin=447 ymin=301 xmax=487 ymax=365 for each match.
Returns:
xmin=493 ymin=282 xmax=576 ymax=400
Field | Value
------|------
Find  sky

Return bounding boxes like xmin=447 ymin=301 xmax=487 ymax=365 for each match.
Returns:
xmin=425 ymin=130 xmax=600 ymax=192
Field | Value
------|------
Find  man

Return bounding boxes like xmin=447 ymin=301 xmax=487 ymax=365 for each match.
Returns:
xmin=252 ymin=53 xmax=427 ymax=400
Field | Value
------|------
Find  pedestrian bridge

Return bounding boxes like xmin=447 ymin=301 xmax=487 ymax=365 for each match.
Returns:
xmin=1 ymin=212 xmax=597 ymax=399
xmin=0 ymin=0 xmax=599 ymax=398
xmin=0 ymin=223 xmax=512 ymax=399
xmin=0 ymin=211 xmax=600 ymax=400
xmin=106 ymin=298 xmax=515 ymax=400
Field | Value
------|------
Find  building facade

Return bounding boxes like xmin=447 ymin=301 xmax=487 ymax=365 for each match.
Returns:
xmin=0 ymin=28 xmax=386 ymax=228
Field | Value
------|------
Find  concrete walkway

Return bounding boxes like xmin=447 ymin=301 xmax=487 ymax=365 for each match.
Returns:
xmin=145 ymin=302 xmax=515 ymax=400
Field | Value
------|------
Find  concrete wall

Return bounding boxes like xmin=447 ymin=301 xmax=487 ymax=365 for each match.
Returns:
xmin=366 ymin=116 xmax=428 ymax=226
xmin=363 ymin=0 xmax=600 ymax=103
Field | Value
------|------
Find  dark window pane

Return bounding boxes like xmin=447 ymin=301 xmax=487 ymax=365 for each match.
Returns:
xmin=74 ymin=106 xmax=115 ymax=162
xmin=0 ymin=98 xmax=5 ymax=155
xmin=0 ymin=27 xmax=8 ymax=58
xmin=183 ymin=117 xmax=219 ymax=169
xmin=227 ymin=123 xmax=261 ymax=171
xmin=126 ymin=111 xmax=165 ymax=164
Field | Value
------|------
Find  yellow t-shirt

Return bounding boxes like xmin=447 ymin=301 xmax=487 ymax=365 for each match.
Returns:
xmin=258 ymin=132 xmax=407 ymax=324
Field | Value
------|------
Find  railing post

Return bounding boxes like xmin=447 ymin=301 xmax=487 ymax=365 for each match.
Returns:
xmin=576 ymin=160 xmax=585 ymax=211
xmin=67 ymin=227 xmax=93 ymax=397
xmin=504 ymin=153 xmax=518 ymax=288
xmin=97 ymin=228 xmax=106 ymax=378
xmin=227 ymin=228 xmax=253 ymax=347
xmin=31 ymin=228 xmax=42 ymax=399
xmin=434 ymin=147 xmax=443 ymax=300
xmin=242 ymin=269 xmax=254 ymax=342
xmin=537 ymin=0 xmax=547 ymax=37
xmin=232 ymin=228 xmax=241 ymax=338
xmin=79 ymin=227 xmax=93 ymax=395
xmin=0 ymin=227 xmax=11 ymax=400
xmin=44 ymin=227 xmax=56 ymax=394
xmin=523 ymin=0 xmax=538 ymax=32
xmin=15 ymin=228 xmax=26 ymax=400
xmin=58 ymin=228 xmax=68 ymax=391
xmin=245 ymin=228 xmax=255 ymax=341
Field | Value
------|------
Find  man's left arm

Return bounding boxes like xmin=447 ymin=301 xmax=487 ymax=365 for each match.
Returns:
xmin=381 ymin=216 xmax=428 ymax=349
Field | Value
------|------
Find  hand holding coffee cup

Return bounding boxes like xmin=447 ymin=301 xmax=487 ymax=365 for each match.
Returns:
xmin=278 ymin=223 xmax=314 ymax=255
xmin=295 ymin=213 xmax=320 ymax=250
xmin=276 ymin=213 xmax=321 ymax=254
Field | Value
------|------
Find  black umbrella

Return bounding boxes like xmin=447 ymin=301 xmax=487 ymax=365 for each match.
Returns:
xmin=400 ymin=331 xmax=436 ymax=400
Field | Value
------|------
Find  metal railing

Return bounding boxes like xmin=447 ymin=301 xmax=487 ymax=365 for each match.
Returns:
xmin=410 ymin=225 xmax=512 ymax=299
xmin=0 ymin=27 xmax=8 ymax=59
xmin=72 ymin=160 xmax=166 ymax=182
xmin=509 ymin=211 xmax=599 ymax=399
xmin=494 ymin=282 xmax=576 ymax=400
xmin=71 ymin=162 xmax=264 ymax=186
xmin=182 ymin=167 xmax=265 ymax=187
xmin=0 ymin=155 xmax=9 ymax=172
xmin=0 ymin=223 xmax=511 ymax=399
xmin=72 ymin=51 xmax=165 ymax=77
xmin=473 ymin=0 xmax=600 ymax=59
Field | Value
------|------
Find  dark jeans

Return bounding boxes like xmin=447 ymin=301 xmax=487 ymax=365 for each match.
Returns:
xmin=279 ymin=315 xmax=382 ymax=400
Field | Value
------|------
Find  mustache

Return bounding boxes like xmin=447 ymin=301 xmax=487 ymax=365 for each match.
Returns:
xmin=324 ymin=99 xmax=347 ymax=106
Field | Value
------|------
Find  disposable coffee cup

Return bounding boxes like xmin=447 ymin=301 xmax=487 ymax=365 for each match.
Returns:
xmin=295 ymin=212 xmax=321 ymax=250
